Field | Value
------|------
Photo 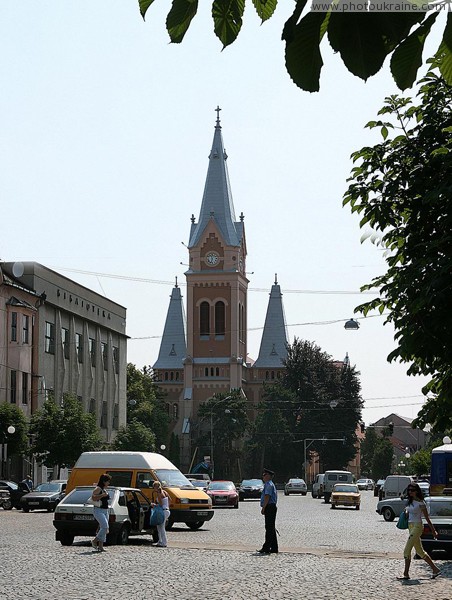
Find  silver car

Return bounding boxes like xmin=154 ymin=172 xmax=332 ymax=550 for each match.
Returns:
xmin=284 ymin=478 xmax=307 ymax=496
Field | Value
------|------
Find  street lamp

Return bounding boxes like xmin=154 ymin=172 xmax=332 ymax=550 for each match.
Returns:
xmin=344 ymin=318 xmax=360 ymax=330
xmin=1 ymin=425 xmax=16 ymax=479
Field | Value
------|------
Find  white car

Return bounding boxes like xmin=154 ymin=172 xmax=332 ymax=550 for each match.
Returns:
xmin=356 ymin=478 xmax=374 ymax=491
xmin=53 ymin=486 xmax=158 ymax=546
xmin=284 ymin=478 xmax=307 ymax=496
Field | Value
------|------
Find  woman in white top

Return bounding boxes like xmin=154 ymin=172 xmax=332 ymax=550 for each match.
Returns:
xmin=152 ymin=481 xmax=170 ymax=547
xmin=400 ymin=483 xmax=440 ymax=580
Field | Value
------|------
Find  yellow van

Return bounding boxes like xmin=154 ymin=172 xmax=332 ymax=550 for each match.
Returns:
xmin=66 ymin=451 xmax=214 ymax=530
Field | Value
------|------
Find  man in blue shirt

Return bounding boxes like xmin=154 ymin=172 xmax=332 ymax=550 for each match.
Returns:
xmin=257 ymin=468 xmax=278 ymax=554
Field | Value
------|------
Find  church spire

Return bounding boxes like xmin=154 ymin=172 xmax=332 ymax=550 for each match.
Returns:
xmin=188 ymin=108 xmax=241 ymax=248
xmin=254 ymin=281 xmax=289 ymax=368
xmin=153 ymin=285 xmax=187 ymax=369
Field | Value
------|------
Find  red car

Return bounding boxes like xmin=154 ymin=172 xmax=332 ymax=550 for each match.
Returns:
xmin=207 ymin=480 xmax=239 ymax=508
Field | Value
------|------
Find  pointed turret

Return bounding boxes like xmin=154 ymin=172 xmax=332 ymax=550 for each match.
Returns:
xmin=189 ymin=107 xmax=242 ymax=248
xmin=254 ymin=276 xmax=289 ymax=368
xmin=153 ymin=283 xmax=187 ymax=369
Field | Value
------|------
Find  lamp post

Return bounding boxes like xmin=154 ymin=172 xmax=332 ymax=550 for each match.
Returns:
xmin=1 ymin=425 xmax=16 ymax=479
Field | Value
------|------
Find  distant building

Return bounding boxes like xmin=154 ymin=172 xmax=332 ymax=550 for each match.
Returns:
xmin=371 ymin=413 xmax=429 ymax=465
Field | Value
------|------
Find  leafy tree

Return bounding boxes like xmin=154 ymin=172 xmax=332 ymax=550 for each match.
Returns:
xmin=168 ymin=432 xmax=180 ymax=467
xmin=112 ymin=419 xmax=156 ymax=451
xmin=138 ymin=1 xmax=452 ymax=92
xmin=30 ymin=394 xmax=103 ymax=475
xmin=197 ymin=390 xmax=250 ymax=479
xmin=0 ymin=403 xmax=28 ymax=458
xmin=359 ymin=426 xmax=379 ymax=477
xmin=127 ymin=364 xmax=169 ymax=447
xmin=371 ymin=437 xmax=394 ymax=480
xmin=409 ymin=447 xmax=432 ymax=476
xmin=344 ymin=72 xmax=452 ymax=432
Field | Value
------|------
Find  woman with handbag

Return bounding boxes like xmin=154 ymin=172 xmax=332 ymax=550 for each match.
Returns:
xmin=398 ymin=483 xmax=441 ymax=580
xmin=91 ymin=473 xmax=111 ymax=552
xmin=152 ymin=481 xmax=170 ymax=547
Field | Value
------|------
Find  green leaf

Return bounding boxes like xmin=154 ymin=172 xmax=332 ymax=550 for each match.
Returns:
xmin=285 ymin=12 xmax=328 ymax=93
xmin=281 ymin=0 xmax=309 ymax=44
xmin=381 ymin=125 xmax=388 ymax=140
xmin=435 ymin=14 xmax=452 ymax=85
xmin=390 ymin=13 xmax=438 ymax=91
xmin=139 ymin=0 xmax=157 ymax=20
xmin=431 ymin=147 xmax=449 ymax=156
xmin=252 ymin=0 xmax=277 ymax=23
xmin=166 ymin=0 xmax=199 ymax=44
xmin=212 ymin=0 xmax=245 ymax=48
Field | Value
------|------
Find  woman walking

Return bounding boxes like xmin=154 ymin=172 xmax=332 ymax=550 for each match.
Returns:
xmin=399 ymin=483 xmax=441 ymax=580
xmin=91 ymin=473 xmax=111 ymax=552
xmin=152 ymin=481 xmax=170 ymax=547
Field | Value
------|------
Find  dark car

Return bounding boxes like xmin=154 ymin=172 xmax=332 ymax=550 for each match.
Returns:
xmin=420 ymin=496 xmax=452 ymax=557
xmin=207 ymin=480 xmax=239 ymax=508
xmin=0 ymin=480 xmax=30 ymax=510
xmin=20 ymin=480 xmax=67 ymax=512
xmin=238 ymin=479 xmax=264 ymax=501
xmin=374 ymin=479 xmax=385 ymax=498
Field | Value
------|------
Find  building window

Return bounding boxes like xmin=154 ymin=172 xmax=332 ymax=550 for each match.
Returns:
xmin=216 ymin=367 xmax=220 ymax=377
xmin=23 ymin=315 xmax=30 ymax=344
xmin=113 ymin=346 xmax=119 ymax=374
xmin=10 ymin=370 xmax=17 ymax=404
xmin=101 ymin=342 xmax=108 ymax=370
xmin=89 ymin=338 xmax=96 ymax=367
xmin=215 ymin=301 xmax=225 ymax=336
xmin=100 ymin=401 xmax=108 ymax=428
xmin=166 ymin=403 xmax=170 ymax=416
xmin=173 ymin=403 xmax=179 ymax=420
xmin=113 ymin=404 xmax=119 ymax=429
xmin=89 ymin=398 xmax=96 ymax=414
xmin=22 ymin=373 xmax=28 ymax=404
xmin=45 ymin=322 xmax=55 ymax=354
xmin=170 ymin=372 xmax=174 ymax=381
xmin=175 ymin=372 xmax=179 ymax=381
xmin=76 ymin=333 xmax=83 ymax=363
xmin=165 ymin=372 xmax=169 ymax=381
xmin=265 ymin=371 xmax=269 ymax=380
xmin=11 ymin=312 xmax=17 ymax=342
xmin=200 ymin=302 xmax=210 ymax=336
xmin=62 ymin=328 xmax=70 ymax=359
xmin=205 ymin=367 xmax=209 ymax=377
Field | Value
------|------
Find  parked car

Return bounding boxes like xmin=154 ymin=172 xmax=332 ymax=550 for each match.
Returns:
xmin=188 ymin=479 xmax=209 ymax=491
xmin=0 ymin=487 xmax=11 ymax=510
xmin=374 ymin=479 xmax=385 ymax=498
xmin=312 ymin=474 xmax=325 ymax=499
xmin=418 ymin=481 xmax=430 ymax=497
xmin=207 ymin=480 xmax=239 ymax=508
xmin=421 ymin=496 xmax=452 ymax=557
xmin=20 ymin=480 xmax=67 ymax=512
xmin=376 ymin=494 xmax=407 ymax=521
xmin=284 ymin=478 xmax=307 ymax=496
xmin=380 ymin=475 xmax=414 ymax=499
xmin=53 ymin=486 xmax=158 ymax=546
xmin=356 ymin=478 xmax=374 ymax=491
xmin=323 ymin=471 xmax=354 ymax=504
xmin=330 ymin=483 xmax=361 ymax=510
xmin=0 ymin=480 xmax=30 ymax=510
xmin=238 ymin=479 xmax=264 ymax=501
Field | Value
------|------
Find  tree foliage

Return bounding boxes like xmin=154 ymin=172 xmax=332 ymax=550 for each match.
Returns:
xmin=371 ymin=437 xmax=394 ymax=479
xmin=30 ymin=394 xmax=103 ymax=470
xmin=343 ymin=72 xmax=452 ymax=432
xmin=138 ymin=1 xmax=452 ymax=92
xmin=112 ymin=419 xmax=156 ymax=452
xmin=359 ymin=426 xmax=378 ymax=477
xmin=0 ymin=403 xmax=28 ymax=457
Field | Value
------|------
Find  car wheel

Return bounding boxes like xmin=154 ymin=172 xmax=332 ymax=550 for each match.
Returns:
xmin=312 ymin=490 xmax=317 ymax=498
xmin=22 ymin=507 xmax=29 ymax=513
xmin=331 ymin=504 xmax=336 ymax=509
xmin=165 ymin=518 xmax=174 ymax=531
xmin=234 ymin=503 xmax=239 ymax=509
xmin=187 ymin=521 xmax=203 ymax=530
xmin=302 ymin=492 xmax=307 ymax=496
xmin=284 ymin=491 xmax=289 ymax=496
xmin=382 ymin=507 xmax=395 ymax=522
xmin=2 ymin=499 xmax=13 ymax=510
xmin=324 ymin=494 xmax=331 ymax=504
xmin=47 ymin=507 xmax=53 ymax=512
xmin=117 ymin=525 xmax=130 ymax=545
xmin=60 ymin=533 xmax=74 ymax=546
xmin=356 ymin=505 xmax=360 ymax=510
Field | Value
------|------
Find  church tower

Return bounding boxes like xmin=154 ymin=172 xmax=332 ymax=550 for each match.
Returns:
xmin=184 ymin=108 xmax=248 ymax=414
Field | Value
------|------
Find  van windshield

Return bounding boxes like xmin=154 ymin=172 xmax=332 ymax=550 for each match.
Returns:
xmin=155 ymin=470 xmax=193 ymax=488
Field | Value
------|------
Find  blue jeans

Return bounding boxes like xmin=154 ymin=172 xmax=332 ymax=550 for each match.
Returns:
xmin=93 ymin=508 xmax=109 ymax=543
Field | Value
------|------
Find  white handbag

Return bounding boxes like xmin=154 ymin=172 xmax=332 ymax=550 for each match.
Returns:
xmin=89 ymin=494 xmax=101 ymax=508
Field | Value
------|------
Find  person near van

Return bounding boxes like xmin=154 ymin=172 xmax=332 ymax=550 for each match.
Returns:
xmin=91 ymin=473 xmax=111 ymax=553
xmin=398 ymin=483 xmax=440 ymax=580
xmin=152 ymin=481 xmax=170 ymax=548
xmin=257 ymin=468 xmax=278 ymax=554
xmin=22 ymin=475 xmax=33 ymax=492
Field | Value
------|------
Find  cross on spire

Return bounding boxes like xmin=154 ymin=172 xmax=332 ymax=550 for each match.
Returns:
xmin=215 ymin=105 xmax=222 ymax=127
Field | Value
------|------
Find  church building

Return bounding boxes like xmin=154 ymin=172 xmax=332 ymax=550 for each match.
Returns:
xmin=153 ymin=110 xmax=289 ymax=471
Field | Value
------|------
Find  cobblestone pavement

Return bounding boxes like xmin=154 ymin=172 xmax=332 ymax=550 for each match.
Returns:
xmin=1 ymin=492 xmax=450 ymax=599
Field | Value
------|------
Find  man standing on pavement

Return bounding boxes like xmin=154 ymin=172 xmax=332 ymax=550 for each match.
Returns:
xmin=257 ymin=468 xmax=278 ymax=554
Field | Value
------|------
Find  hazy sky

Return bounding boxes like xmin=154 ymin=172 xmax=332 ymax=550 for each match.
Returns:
xmin=1 ymin=3 xmax=444 ymax=425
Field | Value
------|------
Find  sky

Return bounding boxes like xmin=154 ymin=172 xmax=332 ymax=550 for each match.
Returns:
xmin=1 ymin=3 xmax=445 ymax=425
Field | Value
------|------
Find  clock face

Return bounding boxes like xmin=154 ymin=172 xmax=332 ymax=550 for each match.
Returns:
xmin=205 ymin=251 xmax=220 ymax=267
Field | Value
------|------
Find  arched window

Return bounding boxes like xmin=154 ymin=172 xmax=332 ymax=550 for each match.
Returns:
xmin=239 ymin=303 xmax=242 ymax=342
xmin=265 ymin=371 xmax=269 ymax=380
xmin=164 ymin=372 xmax=169 ymax=381
xmin=200 ymin=302 xmax=210 ymax=336
xmin=173 ymin=403 xmax=179 ymax=420
xmin=215 ymin=301 xmax=225 ymax=336
xmin=271 ymin=371 xmax=275 ymax=380
xmin=210 ymin=367 xmax=214 ymax=377
xmin=175 ymin=372 xmax=179 ymax=381
xmin=215 ymin=367 xmax=219 ymax=377
xmin=170 ymin=371 xmax=174 ymax=381
xmin=205 ymin=367 xmax=209 ymax=377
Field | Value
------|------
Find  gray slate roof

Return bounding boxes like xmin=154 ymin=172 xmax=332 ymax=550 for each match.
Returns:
xmin=253 ymin=282 xmax=289 ymax=368
xmin=188 ymin=120 xmax=242 ymax=248
xmin=153 ymin=286 xmax=187 ymax=369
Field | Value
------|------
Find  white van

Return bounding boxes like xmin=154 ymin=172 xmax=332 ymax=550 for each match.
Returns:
xmin=312 ymin=474 xmax=325 ymax=499
xmin=380 ymin=475 xmax=414 ymax=499
xmin=323 ymin=470 xmax=354 ymax=503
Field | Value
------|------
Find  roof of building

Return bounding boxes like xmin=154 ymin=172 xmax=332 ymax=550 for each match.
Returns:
xmin=153 ymin=285 xmax=187 ymax=369
xmin=188 ymin=112 xmax=243 ymax=249
xmin=253 ymin=278 xmax=289 ymax=368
